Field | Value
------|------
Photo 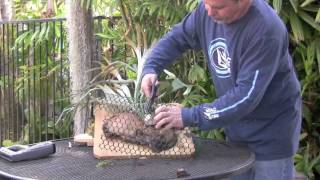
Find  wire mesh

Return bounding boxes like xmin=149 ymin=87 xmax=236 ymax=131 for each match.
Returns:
xmin=96 ymin=93 xmax=195 ymax=157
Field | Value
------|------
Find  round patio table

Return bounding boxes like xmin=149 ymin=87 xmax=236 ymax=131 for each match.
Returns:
xmin=0 ymin=137 xmax=254 ymax=180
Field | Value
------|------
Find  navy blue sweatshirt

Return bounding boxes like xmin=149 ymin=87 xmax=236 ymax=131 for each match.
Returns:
xmin=142 ymin=0 xmax=301 ymax=160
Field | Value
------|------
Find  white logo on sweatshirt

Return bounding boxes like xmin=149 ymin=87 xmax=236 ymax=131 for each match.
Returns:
xmin=203 ymin=107 xmax=219 ymax=120
xmin=208 ymin=38 xmax=231 ymax=78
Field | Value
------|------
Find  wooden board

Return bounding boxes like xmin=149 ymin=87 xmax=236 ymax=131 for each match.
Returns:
xmin=93 ymin=106 xmax=195 ymax=159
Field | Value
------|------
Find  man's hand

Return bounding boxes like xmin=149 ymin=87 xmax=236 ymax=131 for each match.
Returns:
xmin=141 ymin=73 xmax=158 ymax=98
xmin=153 ymin=104 xmax=184 ymax=130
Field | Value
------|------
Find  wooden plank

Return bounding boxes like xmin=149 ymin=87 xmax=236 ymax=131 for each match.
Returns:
xmin=93 ymin=106 xmax=195 ymax=159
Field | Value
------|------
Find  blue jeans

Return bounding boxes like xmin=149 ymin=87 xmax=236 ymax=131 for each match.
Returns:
xmin=230 ymin=157 xmax=294 ymax=180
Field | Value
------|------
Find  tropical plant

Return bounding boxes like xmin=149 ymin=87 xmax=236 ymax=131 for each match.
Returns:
xmin=56 ymin=0 xmax=209 ymax=129
xmin=269 ymin=0 xmax=320 ymax=178
xmin=295 ymin=143 xmax=320 ymax=180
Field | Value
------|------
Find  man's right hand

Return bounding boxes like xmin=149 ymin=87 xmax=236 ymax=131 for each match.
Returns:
xmin=140 ymin=73 xmax=158 ymax=98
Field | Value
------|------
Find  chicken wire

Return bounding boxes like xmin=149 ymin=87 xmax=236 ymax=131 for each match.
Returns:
xmin=96 ymin=93 xmax=195 ymax=157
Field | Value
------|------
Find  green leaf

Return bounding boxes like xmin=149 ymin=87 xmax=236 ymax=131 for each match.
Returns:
xmin=306 ymin=41 xmax=315 ymax=66
xmin=213 ymin=129 xmax=224 ymax=140
xmin=302 ymin=145 xmax=310 ymax=174
xmin=45 ymin=24 xmax=51 ymax=40
xmin=300 ymin=132 xmax=308 ymax=141
xmin=188 ymin=64 xmax=206 ymax=83
xmin=300 ymin=0 xmax=316 ymax=8
xmin=86 ymin=0 xmax=91 ymax=11
xmin=302 ymin=103 xmax=312 ymax=131
xmin=171 ymin=79 xmax=186 ymax=92
xmin=95 ymin=33 xmax=115 ymax=40
xmin=295 ymin=153 xmax=303 ymax=161
xmin=301 ymin=5 xmax=320 ymax=13
xmin=47 ymin=121 xmax=55 ymax=128
xmin=80 ymin=0 xmax=85 ymax=9
xmin=315 ymin=39 xmax=320 ymax=74
xmin=96 ymin=160 xmax=113 ymax=168
xmin=195 ymin=84 xmax=208 ymax=94
xmin=308 ymin=154 xmax=320 ymax=172
xmin=289 ymin=0 xmax=299 ymax=13
xmin=298 ymin=11 xmax=320 ymax=31
xmin=289 ymin=10 xmax=304 ymax=42
xmin=183 ymin=85 xmax=193 ymax=96
xmin=186 ymin=0 xmax=199 ymax=12
xmin=316 ymin=8 xmax=320 ymax=23
xmin=200 ymin=131 xmax=208 ymax=138
xmin=30 ymin=30 xmax=40 ymax=43
xmin=206 ymin=130 xmax=215 ymax=139
xmin=2 ymin=140 xmax=15 ymax=147
xmin=181 ymin=94 xmax=204 ymax=106
xmin=36 ymin=25 xmax=47 ymax=45
xmin=273 ymin=0 xmax=283 ymax=14
xmin=13 ymin=31 xmax=31 ymax=50
xmin=164 ymin=69 xmax=177 ymax=79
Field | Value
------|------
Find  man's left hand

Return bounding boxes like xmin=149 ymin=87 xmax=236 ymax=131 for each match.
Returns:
xmin=153 ymin=104 xmax=184 ymax=130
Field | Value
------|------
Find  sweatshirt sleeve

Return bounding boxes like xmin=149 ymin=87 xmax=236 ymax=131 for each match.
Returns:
xmin=142 ymin=3 xmax=202 ymax=77
xmin=182 ymin=36 xmax=286 ymax=130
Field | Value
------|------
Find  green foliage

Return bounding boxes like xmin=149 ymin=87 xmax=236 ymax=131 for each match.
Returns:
xmin=295 ymin=143 xmax=320 ymax=180
xmin=13 ymin=0 xmax=45 ymax=19
xmin=88 ymin=0 xmax=201 ymax=105
xmin=192 ymin=128 xmax=225 ymax=140
xmin=13 ymin=0 xmax=66 ymax=19
xmin=99 ymin=0 xmax=224 ymax=143
xmin=2 ymin=140 xmax=15 ymax=147
xmin=269 ymin=0 xmax=320 ymax=178
xmin=188 ymin=64 xmax=207 ymax=84
xmin=1 ymin=139 xmax=26 ymax=147
xmin=96 ymin=160 xmax=113 ymax=168
xmin=23 ymin=105 xmax=72 ymax=143
xmin=0 ymin=1 xmax=71 ymax=143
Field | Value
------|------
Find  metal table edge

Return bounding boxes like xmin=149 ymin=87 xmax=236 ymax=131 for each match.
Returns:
xmin=0 ymin=170 xmax=36 ymax=180
xmin=180 ymin=152 xmax=255 ymax=180
xmin=0 ymin=138 xmax=255 ymax=180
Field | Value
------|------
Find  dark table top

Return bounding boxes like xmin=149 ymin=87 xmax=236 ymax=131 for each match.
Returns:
xmin=0 ymin=137 xmax=254 ymax=180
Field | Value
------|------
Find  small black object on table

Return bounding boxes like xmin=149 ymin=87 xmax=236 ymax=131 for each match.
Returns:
xmin=0 ymin=137 xmax=254 ymax=180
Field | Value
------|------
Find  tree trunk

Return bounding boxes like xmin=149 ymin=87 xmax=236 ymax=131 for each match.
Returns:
xmin=0 ymin=0 xmax=8 ymax=21
xmin=0 ymin=0 xmax=13 ymax=21
xmin=47 ymin=0 xmax=54 ymax=11
xmin=66 ymin=0 xmax=93 ymax=135
xmin=41 ymin=0 xmax=55 ymax=18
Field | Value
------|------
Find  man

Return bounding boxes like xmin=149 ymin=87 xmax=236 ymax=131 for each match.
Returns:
xmin=140 ymin=0 xmax=302 ymax=179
